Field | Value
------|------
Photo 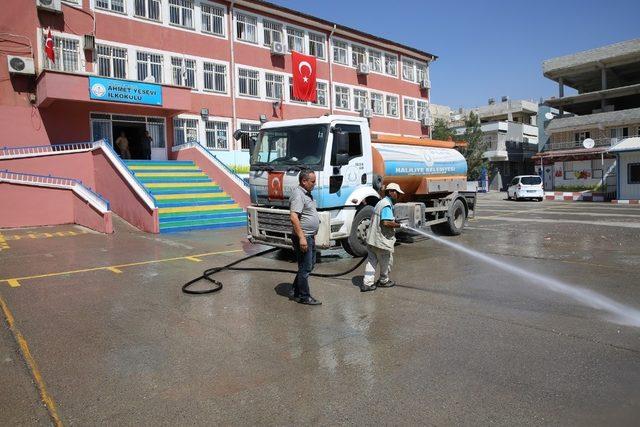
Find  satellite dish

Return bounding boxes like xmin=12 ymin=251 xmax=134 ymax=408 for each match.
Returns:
xmin=544 ymin=112 xmax=554 ymax=120
xmin=582 ymin=138 xmax=595 ymax=149
xmin=143 ymin=76 xmax=156 ymax=83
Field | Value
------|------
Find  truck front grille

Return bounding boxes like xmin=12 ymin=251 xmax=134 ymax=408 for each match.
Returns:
xmin=257 ymin=210 xmax=292 ymax=233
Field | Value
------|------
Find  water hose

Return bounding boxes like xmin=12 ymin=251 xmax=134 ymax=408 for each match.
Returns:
xmin=182 ymin=247 xmax=367 ymax=295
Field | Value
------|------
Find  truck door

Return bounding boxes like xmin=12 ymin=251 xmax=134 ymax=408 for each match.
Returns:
xmin=323 ymin=123 xmax=368 ymax=208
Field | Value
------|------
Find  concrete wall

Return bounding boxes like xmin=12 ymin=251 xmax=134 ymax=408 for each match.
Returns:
xmin=0 ymin=183 xmax=113 ymax=233
xmin=550 ymin=158 xmax=616 ymax=189
xmin=618 ymin=151 xmax=640 ymax=199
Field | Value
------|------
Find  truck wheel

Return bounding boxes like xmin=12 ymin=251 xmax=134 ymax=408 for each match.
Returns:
xmin=341 ymin=205 xmax=374 ymax=257
xmin=432 ymin=199 xmax=466 ymax=236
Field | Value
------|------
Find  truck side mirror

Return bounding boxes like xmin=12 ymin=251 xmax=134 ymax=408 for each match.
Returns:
xmin=332 ymin=131 xmax=349 ymax=166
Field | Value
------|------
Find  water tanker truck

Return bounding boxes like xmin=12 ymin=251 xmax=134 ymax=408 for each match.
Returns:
xmin=246 ymin=115 xmax=476 ymax=257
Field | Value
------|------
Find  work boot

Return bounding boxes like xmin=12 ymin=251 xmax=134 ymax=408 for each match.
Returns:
xmin=360 ymin=284 xmax=377 ymax=292
xmin=375 ymin=279 xmax=396 ymax=288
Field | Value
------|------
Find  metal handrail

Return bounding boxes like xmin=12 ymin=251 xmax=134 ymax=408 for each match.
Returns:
xmin=93 ymin=139 xmax=157 ymax=208
xmin=547 ymin=137 xmax=618 ymax=151
xmin=0 ymin=142 xmax=96 ymax=159
xmin=0 ymin=169 xmax=110 ymax=213
xmin=172 ymin=141 xmax=249 ymax=193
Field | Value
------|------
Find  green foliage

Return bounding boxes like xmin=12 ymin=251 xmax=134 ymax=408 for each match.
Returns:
xmin=458 ymin=111 xmax=488 ymax=180
xmin=231 ymin=164 xmax=250 ymax=174
xmin=431 ymin=118 xmax=455 ymax=141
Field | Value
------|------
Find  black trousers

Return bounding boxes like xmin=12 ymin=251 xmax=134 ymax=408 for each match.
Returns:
xmin=291 ymin=235 xmax=316 ymax=299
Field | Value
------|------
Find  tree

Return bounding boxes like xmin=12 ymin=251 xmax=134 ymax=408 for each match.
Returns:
xmin=431 ymin=118 xmax=455 ymax=141
xmin=459 ymin=111 xmax=488 ymax=180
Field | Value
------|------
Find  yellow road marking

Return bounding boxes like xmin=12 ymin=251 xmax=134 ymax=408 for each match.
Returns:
xmin=0 ymin=232 xmax=8 ymax=251
xmin=107 ymin=267 xmax=123 ymax=274
xmin=4 ymin=230 xmax=88 ymax=241
xmin=186 ymin=257 xmax=202 ymax=262
xmin=0 ymin=249 xmax=242 ymax=287
xmin=0 ymin=294 xmax=63 ymax=426
xmin=7 ymin=279 xmax=20 ymax=288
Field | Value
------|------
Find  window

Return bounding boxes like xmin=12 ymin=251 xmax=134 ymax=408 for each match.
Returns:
xmin=592 ymin=159 xmax=603 ymax=179
xmin=385 ymin=95 xmax=398 ymax=117
xmin=368 ymin=49 xmax=382 ymax=73
xmin=96 ymin=45 xmax=127 ymax=79
xmin=312 ymin=82 xmax=327 ymax=107
xmin=201 ymin=3 xmax=224 ymax=36
xmin=610 ymin=127 xmax=629 ymax=140
xmin=287 ymin=27 xmax=304 ymax=53
xmin=371 ymin=92 xmax=384 ymax=115
xmin=136 ymin=51 xmax=163 ymax=83
xmin=238 ymin=68 xmax=259 ymax=97
xmin=203 ymin=62 xmax=226 ymax=93
xmin=169 ymin=0 xmax=194 ymax=29
xmin=335 ymin=86 xmax=350 ymax=110
xmin=333 ymin=40 xmax=348 ymax=65
xmin=96 ymin=0 xmax=125 ymax=13
xmin=308 ymin=33 xmax=325 ymax=59
xmin=287 ymin=77 xmax=304 ymax=103
xmin=521 ymin=176 xmax=542 ymax=185
xmin=44 ymin=35 xmax=80 ymax=72
xmin=171 ymin=57 xmax=196 ymax=88
xmin=235 ymin=12 xmax=257 ymax=43
xmin=629 ymin=163 xmax=640 ymax=184
xmin=332 ymin=124 xmax=362 ymax=160
xmin=205 ymin=121 xmax=228 ymax=149
xmin=402 ymin=58 xmax=415 ymax=81
xmin=351 ymin=45 xmax=366 ymax=67
xmin=563 ymin=161 xmax=573 ymax=180
xmin=574 ymin=131 xmax=591 ymax=142
xmin=416 ymin=63 xmax=428 ymax=83
xmin=134 ymin=0 xmax=160 ymax=20
xmin=403 ymin=98 xmax=416 ymax=120
xmin=263 ymin=20 xmax=282 ymax=47
xmin=384 ymin=54 xmax=397 ymax=76
xmin=173 ymin=118 xmax=198 ymax=145
xmin=240 ymin=123 xmax=260 ymax=150
xmin=417 ymin=100 xmax=429 ymax=119
xmin=265 ymin=73 xmax=284 ymax=100
xmin=353 ymin=89 xmax=367 ymax=111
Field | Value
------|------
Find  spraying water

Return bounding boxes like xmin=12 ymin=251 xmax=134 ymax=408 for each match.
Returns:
xmin=403 ymin=226 xmax=640 ymax=328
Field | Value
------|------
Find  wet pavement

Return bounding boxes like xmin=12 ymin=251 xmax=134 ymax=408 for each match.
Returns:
xmin=1 ymin=193 xmax=639 ymax=425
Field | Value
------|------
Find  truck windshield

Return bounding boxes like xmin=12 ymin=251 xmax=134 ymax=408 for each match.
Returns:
xmin=251 ymin=124 xmax=328 ymax=170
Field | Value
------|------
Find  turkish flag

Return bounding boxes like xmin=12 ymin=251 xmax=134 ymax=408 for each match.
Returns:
xmin=45 ymin=29 xmax=55 ymax=63
xmin=268 ymin=172 xmax=285 ymax=200
xmin=292 ymin=51 xmax=316 ymax=102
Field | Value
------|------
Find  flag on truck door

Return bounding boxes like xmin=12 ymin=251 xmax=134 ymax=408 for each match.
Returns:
xmin=268 ymin=172 xmax=285 ymax=200
xmin=292 ymin=51 xmax=316 ymax=102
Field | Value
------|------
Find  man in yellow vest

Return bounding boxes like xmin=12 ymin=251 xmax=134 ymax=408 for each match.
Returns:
xmin=360 ymin=183 xmax=404 ymax=292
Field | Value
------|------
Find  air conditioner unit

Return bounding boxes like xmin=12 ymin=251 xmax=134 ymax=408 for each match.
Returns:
xmin=420 ymin=116 xmax=433 ymax=127
xmin=270 ymin=41 xmax=286 ymax=56
xmin=357 ymin=63 xmax=369 ymax=75
xmin=36 ymin=0 xmax=62 ymax=13
xmin=7 ymin=56 xmax=36 ymax=76
xmin=419 ymin=79 xmax=431 ymax=90
xmin=360 ymin=108 xmax=373 ymax=118
xmin=83 ymin=34 xmax=95 ymax=52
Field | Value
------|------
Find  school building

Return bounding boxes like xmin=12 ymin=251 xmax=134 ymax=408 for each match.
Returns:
xmin=0 ymin=0 xmax=435 ymax=233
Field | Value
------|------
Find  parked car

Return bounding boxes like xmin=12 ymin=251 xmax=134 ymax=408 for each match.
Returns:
xmin=507 ymin=175 xmax=544 ymax=201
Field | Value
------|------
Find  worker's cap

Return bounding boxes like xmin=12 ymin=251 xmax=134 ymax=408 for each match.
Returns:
xmin=385 ymin=183 xmax=405 ymax=194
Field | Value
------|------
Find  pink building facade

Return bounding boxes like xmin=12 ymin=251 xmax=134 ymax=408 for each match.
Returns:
xmin=1 ymin=0 xmax=435 ymax=167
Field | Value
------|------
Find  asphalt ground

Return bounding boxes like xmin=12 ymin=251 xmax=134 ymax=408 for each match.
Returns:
xmin=1 ymin=193 xmax=639 ymax=425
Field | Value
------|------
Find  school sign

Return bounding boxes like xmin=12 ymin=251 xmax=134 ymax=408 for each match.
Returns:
xmin=89 ymin=76 xmax=162 ymax=106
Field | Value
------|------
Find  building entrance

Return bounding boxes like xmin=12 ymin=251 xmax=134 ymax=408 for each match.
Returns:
xmin=90 ymin=113 xmax=167 ymax=160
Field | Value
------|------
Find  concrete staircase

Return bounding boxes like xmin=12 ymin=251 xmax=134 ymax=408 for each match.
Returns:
xmin=124 ymin=160 xmax=246 ymax=233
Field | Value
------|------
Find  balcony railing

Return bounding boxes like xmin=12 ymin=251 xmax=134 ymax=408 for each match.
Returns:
xmin=548 ymin=137 xmax=618 ymax=151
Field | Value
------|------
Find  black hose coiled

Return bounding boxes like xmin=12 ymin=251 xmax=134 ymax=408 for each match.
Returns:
xmin=182 ymin=247 xmax=367 ymax=295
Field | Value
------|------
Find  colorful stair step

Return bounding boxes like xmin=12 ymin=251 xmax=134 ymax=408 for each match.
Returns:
xmin=124 ymin=159 xmax=246 ymax=233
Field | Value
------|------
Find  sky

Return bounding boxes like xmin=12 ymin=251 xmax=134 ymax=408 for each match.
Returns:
xmin=270 ymin=0 xmax=640 ymax=109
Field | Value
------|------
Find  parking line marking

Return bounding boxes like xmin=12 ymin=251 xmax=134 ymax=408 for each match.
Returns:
xmin=0 ymin=248 xmax=243 ymax=287
xmin=7 ymin=279 xmax=20 ymax=288
xmin=186 ymin=257 xmax=202 ymax=262
xmin=4 ymin=230 xmax=87 ymax=241
xmin=107 ymin=267 xmax=123 ymax=274
xmin=0 ymin=294 xmax=63 ymax=426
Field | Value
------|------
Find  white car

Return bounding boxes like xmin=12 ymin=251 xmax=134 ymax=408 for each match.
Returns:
xmin=507 ymin=175 xmax=544 ymax=201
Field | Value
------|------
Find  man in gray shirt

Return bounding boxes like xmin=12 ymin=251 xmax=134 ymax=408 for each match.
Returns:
xmin=289 ymin=169 xmax=321 ymax=305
